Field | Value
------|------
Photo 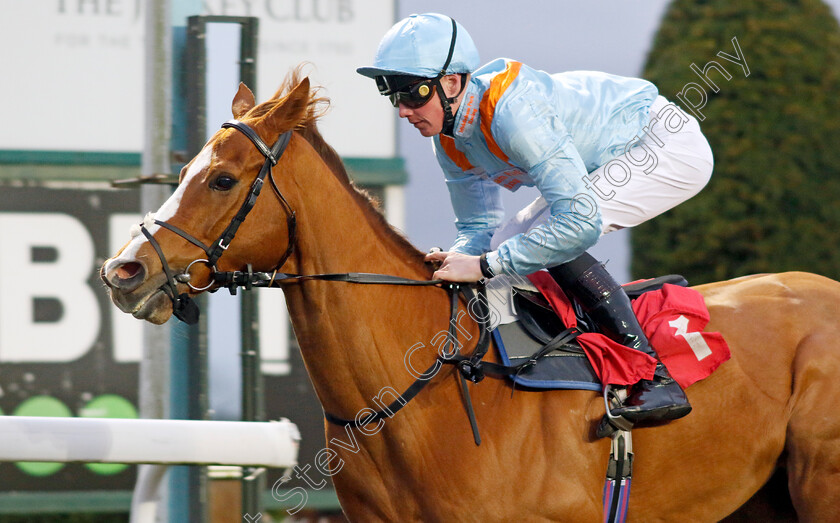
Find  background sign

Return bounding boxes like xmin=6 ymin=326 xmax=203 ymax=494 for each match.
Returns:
xmin=0 ymin=0 xmax=394 ymax=158
xmin=202 ymin=0 xmax=396 ymax=158
xmin=0 ymin=185 xmax=141 ymax=491
xmin=0 ymin=0 xmax=144 ymax=153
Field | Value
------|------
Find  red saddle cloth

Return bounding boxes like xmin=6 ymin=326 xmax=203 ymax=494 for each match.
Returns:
xmin=527 ymin=272 xmax=731 ymax=388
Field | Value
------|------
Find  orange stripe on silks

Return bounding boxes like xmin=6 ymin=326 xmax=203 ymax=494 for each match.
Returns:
xmin=480 ymin=60 xmax=523 ymax=164
xmin=438 ymin=134 xmax=475 ymax=171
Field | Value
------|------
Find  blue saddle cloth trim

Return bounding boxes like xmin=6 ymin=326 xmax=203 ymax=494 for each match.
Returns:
xmin=492 ymin=327 xmax=602 ymax=391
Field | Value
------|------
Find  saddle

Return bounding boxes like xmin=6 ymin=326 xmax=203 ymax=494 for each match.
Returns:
xmin=493 ymin=275 xmax=689 ymax=391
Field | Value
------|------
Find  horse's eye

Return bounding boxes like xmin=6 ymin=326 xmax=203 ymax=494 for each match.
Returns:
xmin=211 ymin=175 xmax=237 ymax=191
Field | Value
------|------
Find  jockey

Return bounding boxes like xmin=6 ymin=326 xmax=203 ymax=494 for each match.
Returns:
xmin=357 ymin=13 xmax=713 ymax=427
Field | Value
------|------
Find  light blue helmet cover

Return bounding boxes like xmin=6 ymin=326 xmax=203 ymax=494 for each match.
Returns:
xmin=357 ymin=13 xmax=480 ymax=79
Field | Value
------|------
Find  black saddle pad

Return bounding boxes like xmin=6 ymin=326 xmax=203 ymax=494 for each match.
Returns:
xmin=492 ymin=322 xmax=601 ymax=390
xmin=492 ymin=274 xmax=688 ymax=391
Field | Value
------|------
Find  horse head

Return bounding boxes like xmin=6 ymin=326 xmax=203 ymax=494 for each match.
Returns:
xmin=101 ymin=76 xmax=317 ymax=324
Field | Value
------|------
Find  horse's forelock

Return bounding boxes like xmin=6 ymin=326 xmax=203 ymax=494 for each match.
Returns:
xmin=243 ymin=66 xmax=328 ymax=131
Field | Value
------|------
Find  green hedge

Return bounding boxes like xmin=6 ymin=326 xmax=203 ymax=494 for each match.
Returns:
xmin=631 ymin=0 xmax=840 ymax=284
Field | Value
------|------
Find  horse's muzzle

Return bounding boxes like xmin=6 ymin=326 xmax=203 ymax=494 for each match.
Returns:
xmin=101 ymin=258 xmax=175 ymax=324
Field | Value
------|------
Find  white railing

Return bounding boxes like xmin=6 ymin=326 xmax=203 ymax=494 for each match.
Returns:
xmin=0 ymin=416 xmax=300 ymax=522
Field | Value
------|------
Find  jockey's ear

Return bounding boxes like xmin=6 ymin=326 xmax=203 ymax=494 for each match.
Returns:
xmin=441 ymin=73 xmax=466 ymax=98
xmin=261 ymin=77 xmax=311 ymax=137
xmin=231 ymin=82 xmax=256 ymax=119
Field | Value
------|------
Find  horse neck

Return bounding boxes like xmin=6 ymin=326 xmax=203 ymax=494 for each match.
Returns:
xmin=284 ymin=143 xmax=425 ymax=279
xmin=279 ymin=140 xmax=451 ymax=415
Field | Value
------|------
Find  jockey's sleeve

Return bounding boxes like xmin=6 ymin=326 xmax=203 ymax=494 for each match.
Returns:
xmin=487 ymin=90 xmax=603 ymax=276
xmin=433 ymin=136 xmax=504 ymax=255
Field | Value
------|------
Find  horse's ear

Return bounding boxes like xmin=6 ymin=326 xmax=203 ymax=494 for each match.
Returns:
xmin=262 ymin=77 xmax=311 ymax=135
xmin=231 ymin=83 xmax=256 ymax=119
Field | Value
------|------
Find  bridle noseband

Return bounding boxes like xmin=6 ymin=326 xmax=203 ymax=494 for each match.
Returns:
xmin=140 ymin=120 xmax=296 ymax=324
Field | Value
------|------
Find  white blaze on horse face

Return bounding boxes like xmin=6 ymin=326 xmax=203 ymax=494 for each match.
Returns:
xmin=117 ymin=145 xmax=214 ymax=262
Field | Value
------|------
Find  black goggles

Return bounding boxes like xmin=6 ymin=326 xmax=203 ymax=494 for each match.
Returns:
xmin=375 ymin=75 xmax=436 ymax=109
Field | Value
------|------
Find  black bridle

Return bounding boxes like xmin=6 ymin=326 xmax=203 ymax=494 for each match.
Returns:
xmin=139 ymin=120 xmax=295 ymax=324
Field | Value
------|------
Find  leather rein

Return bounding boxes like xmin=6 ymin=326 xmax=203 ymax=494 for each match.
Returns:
xmin=139 ymin=119 xmax=557 ymax=445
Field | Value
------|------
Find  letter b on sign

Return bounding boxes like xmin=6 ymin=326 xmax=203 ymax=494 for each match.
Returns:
xmin=0 ymin=213 xmax=99 ymax=362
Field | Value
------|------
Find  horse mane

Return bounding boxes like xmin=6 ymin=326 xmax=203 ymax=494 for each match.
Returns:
xmin=246 ymin=66 xmax=427 ymax=267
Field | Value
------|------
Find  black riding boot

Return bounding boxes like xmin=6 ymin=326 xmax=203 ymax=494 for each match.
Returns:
xmin=548 ymin=253 xmax=691 ymax=424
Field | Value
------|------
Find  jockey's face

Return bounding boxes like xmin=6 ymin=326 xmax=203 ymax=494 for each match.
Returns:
xmin=398 ymin=74 xmax=463 ymax=137
xmin=398 ymin=89 xmax=444 ymax=137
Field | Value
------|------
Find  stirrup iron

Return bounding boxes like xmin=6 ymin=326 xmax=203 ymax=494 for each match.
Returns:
xmin=597 ymin=385 xmax=634 ymax=438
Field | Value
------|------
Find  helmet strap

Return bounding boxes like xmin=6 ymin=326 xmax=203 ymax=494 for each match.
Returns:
xmin=437 ymin=18 xmax=461 ymax=136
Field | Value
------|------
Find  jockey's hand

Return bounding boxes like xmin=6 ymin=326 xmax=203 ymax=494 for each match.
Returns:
xmin=424 ymin=251 xmax=482 ymax=282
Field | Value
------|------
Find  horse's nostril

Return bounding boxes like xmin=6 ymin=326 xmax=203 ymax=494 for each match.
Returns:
xmin=115 ymin=262 xmax=143 ymax=281
xmin=105 ymin=261 xmax=147 ymax=292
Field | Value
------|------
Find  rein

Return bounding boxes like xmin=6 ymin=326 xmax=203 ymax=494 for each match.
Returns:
xmin=139 ymin=118 xmax=578 ymax=446
xmin=217 ymin=265 xmax=582 ymax=446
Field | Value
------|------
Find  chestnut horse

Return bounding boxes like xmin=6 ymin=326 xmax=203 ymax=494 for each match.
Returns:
xmin=102 ymin=73 xmax=840 ymax=522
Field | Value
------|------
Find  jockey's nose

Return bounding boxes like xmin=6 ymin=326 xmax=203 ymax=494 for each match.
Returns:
xmin=101 ymin=259 xmax=147 ymax=293
xmin=398 ymin=104 xmax=413 ymax=118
